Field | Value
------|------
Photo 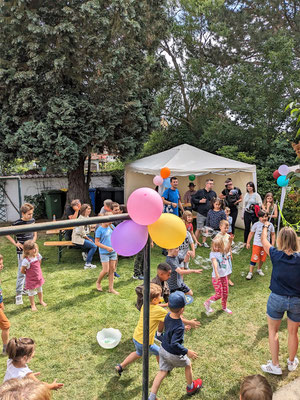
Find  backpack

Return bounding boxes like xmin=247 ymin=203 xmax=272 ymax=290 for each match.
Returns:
xmin=224 ymin=188 xmax=240 ymax=207
xmin=191 ymin=193 xmax=198 ymax=212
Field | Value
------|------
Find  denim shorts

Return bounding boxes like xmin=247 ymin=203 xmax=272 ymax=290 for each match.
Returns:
xmin=267 ymin=292 xmax=300 ymax=322
xmin=133 ymin=338 xmax=160 ymax=357
xmin=99 ymin=251 xmax=118 ymax=263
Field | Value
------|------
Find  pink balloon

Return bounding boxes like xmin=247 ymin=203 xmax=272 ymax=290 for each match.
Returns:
xmin=278 ymin=164 xmax=290 ymax=176
xmin=153 ymin=175 xmax=163 ymax=186
xmin=127 ymin=187 xmax=163 ymax=225
xmin=111 ymin=220 xmax=148 ymax=257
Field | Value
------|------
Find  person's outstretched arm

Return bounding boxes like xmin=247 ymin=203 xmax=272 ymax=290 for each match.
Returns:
xmin=261 ymin=222 xmax=272 ymax=255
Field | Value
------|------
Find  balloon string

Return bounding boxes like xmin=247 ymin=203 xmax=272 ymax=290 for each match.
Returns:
xmin=278 ymin=205 xmax=300 ymax=232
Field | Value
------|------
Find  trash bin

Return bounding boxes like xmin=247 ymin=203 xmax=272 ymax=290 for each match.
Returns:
xmin=43 ymin=190 xmax=63 ymax=220
xmin=89 ymin=188 xmax=96 ymax=212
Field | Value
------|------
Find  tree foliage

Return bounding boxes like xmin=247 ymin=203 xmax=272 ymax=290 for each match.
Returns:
xmin=0 ymin=0 xmax=167 ymax=201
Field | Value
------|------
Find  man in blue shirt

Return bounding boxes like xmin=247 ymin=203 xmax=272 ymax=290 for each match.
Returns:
xmin=162 ymin=177 xmax=184 ymax=216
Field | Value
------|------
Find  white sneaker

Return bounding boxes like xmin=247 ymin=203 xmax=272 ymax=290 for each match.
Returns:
xmin=204 ymin=301 xmax=213 ymax=315
xmin=82 ymin=252 xmax=87 ymax=262
xmin=15 ymin=295 xmax=23 ymax=305
xmin=261 ymin=360 xmax=282 ymax=375
xmin=84 ymin=263 xmax=97 ymax=269
xmin=287 ymin=357 xmax=299 ymax=372
xmin=246 ymin=272 xmax=253 ymax=280
xmin=257 ymin=269 xmax=265 ymax=276
xmin=203 ymin=242 xmax=209 ymax=248
xmin=223 ymin=308 xmax=232 ymax=314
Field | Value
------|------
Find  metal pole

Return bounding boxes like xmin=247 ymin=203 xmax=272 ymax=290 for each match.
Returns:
xmin=0 ymin=214 xmax=131 ymax=236
xmin=17 ymin=177 xmax=22 ymax=216
xmin=142 ymin=236 xmax=151 ymax=400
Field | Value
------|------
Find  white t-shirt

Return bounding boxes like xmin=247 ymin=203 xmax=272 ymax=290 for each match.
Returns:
xmin=178 ymin=231 xmax=193 ymax=259
xmin=4 ymin=359 xmax=32 ymax=382
xmin=251 ymin=221 xmax=274 ymax=247
xmin=210 ymin=252 xmax=231 ymax=278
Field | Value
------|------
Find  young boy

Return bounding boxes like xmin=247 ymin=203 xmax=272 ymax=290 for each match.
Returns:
xmin=6 ymin=203 xmax=37 ymax=305
xmin=136 ymin=263 xmax=171 ymax=310
xmin=167 ymin=248 xmax=202 ymax=295
xmin=246 ymin=210 xmax=275 ymax=280
xmin=148 ymin=291 xmax=202 ymax=399
xmin=115 ymin=283 xmax=167 ymax=375
xmin=0 ymin=255 xmax=10 ymax=354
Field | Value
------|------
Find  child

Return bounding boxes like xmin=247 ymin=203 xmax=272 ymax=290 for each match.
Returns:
xmin=21 ymin=241 xmax=46 ymax=312
xmin=99 ymin=199 xmax=113 ymax=215
xmin=240 ymin=374 xmax=272 ymax=400
xmin=206 ymin=198 xmax=226 ymax=231
xmin=167 ymin=248 xmax=202 ymax=295
xmin=95 ymin=212 xmax=118 ymax=294
xmin=136 ymin=263 xmax=171 ymax=310
xmin=204 ymin=237 xmax=232 ymax=315
xmin=178 ymin=229 xmax=195 ymax=271
xmin=225 ymin=207 xmax=233 ymax=237
xmin=148 ymin=291 xmax=202 ymax=399
xmin=6 ymin=203 xmax=37 ymax=305
xmin=182 ymin=211 xmax=200 ymax=247
xmin=4 ymin=337 xmax=63 ymax=390
xmin=115 ymin=284 xmax=167 ymax=375
xmin=246 ymin=211 xmax=275 ymax=280
xmin=0 ymin=377 xmax=51 ymax=399
xmin=0 ymin=255 xmax=10 ymax=355
xmin=215 ymin=220 xmax=234 ymax=286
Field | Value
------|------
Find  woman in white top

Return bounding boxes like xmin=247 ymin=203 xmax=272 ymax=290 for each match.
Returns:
xmin=71 ymin=204 xmax=97 ymax=269
xmin=242 ymin=182 xmax=262 ymax=245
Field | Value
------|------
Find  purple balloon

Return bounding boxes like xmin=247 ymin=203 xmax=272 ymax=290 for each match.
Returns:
xmin=111 ymin=220 xmax=148 ymax=257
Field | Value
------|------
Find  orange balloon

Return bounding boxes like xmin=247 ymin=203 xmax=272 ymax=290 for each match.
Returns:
xmin=160 ymin=167 xmax=171 ymax=179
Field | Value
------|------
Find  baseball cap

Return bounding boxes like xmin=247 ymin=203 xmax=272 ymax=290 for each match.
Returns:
xmin=168 ymin=291 xmax=187 ymax=309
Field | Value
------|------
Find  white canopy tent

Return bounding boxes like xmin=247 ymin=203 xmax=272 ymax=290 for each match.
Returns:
xmin=125 ymin=144 xmax=257 ymax=229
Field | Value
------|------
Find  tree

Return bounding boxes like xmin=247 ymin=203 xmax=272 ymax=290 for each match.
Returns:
xmin=0 ymin=0 xmax=167 ymax=202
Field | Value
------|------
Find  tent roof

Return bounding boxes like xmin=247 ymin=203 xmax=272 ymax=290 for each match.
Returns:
xmin=126 ymin=144 xmax=256 ymax=176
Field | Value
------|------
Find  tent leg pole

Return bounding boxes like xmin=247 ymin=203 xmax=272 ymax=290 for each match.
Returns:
xmin=142 ymin=237 xmax=151 ymax=400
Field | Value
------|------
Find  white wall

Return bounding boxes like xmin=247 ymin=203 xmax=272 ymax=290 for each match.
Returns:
xmin=2 ymin=174 xmax=112 ymax=222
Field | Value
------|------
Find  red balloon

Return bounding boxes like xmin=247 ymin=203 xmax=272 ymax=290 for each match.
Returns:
xmin=273 ymin=170 xmax=280 ymax=180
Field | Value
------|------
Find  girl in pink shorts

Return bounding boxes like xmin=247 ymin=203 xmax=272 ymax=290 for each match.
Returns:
xmin=21 ymin=241 xmax=46 ymax=311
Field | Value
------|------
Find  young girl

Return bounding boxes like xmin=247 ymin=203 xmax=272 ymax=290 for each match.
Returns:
xmin=182 ymin=211 xmax=201 ymax=246
xmin=262 ymin=192 xmax=278 ymax=226
xmin=224 ymin=207 xmax=233 ymax=237
xmin=240 ymin=374 xmax=272 ymax=400
xmin=21 ymin=241 xmax=46 ymax=311
xmin=3 ymin=337 xmax=63 ymax=390
xmin=204 ymin=237 xmax=232 ymax=315
xmin=215 ymin=220 xmax=234 ymax=286
xmin=206 ymin=198 xmax=226 ymax=231
xmin=95 ymin=212 xmax=119 ymax=295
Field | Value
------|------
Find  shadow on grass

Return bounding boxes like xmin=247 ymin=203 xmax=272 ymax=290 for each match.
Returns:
xmin=48 ymin=289 xmax=99 ymax=311
xmin=97 ymin=376 xmax=141 ymax=400
xmin=63 ymin=277 xmax=96 ymax=290
xmin=252 ymin=319 xmax=287 ymax=346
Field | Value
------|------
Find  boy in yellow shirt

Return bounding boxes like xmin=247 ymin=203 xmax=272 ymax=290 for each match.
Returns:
xmin=115 ymin=283 xmax=199 ymax=375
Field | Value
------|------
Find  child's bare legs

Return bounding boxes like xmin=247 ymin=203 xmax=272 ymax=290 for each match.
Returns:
xmin=2 ymin=328 xmax=9 ymax=347
xmin=249 ymin=262 xmax=256 ymax=274
xmin=96 ymin=262 xmax=109 ymax=291
xmin=28 ymin=295 xmax=37 ymax=311
xmin=185 ymin=364 xmax=193 ymax=385
xmin=257 ymin=261 xmax=263 ymax=271
xmin=149 ymin=370 xmax=168 ymax=396
xmin=117 ymin=351 xmax=141 ymax=371
xmin=108 ymin=260 xmax=119 ymax=295
xmin=228 ymin=273 xmax=234 ymax=286
xmin=37 ymin=291 xmax=47 ymax=307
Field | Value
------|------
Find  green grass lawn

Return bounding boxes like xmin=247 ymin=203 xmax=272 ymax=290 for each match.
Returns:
xmin=0 ymin=229 xmax=299 ymax=400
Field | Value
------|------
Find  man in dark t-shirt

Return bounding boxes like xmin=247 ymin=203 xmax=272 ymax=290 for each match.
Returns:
xmin=64 ymin=199 xmax=81 ymax=240
xmin=219 ymin=178 xmax=242 ymax=234
xmin=6 ymin=203 xmax=36 ymax=305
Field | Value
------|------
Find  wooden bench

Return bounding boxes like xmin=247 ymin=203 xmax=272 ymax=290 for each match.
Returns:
xmin=44 ymin=241 xmax=75 ymax=263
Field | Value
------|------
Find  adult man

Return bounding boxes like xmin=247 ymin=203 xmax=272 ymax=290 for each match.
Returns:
xmin=183 ymin=183 xmax=196 ymax=210
xmin=219 ymin=178 xmax=242 ymax=234
xmin=193 ymin=179 xmax=216 ymax=247
xmin=162 ymin=177 xmax=184 ymax=216
xmin=64 ymin=199 xmax=81 ymax=240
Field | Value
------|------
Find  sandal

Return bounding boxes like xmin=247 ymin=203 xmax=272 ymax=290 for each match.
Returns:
xmin=115 ymin=364 xmax=123 ymax=376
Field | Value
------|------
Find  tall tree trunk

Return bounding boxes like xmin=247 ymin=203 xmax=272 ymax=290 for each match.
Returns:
xmin=66 ymin=155 xmax=90 ymax=205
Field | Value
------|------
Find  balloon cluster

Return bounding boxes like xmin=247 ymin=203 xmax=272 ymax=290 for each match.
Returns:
xmin=153 ymin=167 xmax=171 ymax=188
xmin=273 ymin=164 xmax=290 ymax=187
xmin=111 ymin=186 xmax=187 ymax=257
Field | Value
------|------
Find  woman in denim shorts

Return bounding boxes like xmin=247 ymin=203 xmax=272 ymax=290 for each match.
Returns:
xmin=260 ymin=225 xmax=300 ymax=375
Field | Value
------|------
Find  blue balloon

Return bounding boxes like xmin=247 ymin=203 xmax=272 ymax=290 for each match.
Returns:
xmin=163 ymin=178 xmax=171 ymax=188
xmin=277 ymin=175 xmax=289 ymax=187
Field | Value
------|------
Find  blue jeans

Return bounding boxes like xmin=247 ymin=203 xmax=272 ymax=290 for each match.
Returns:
xmin=132 ymin=338 xmax=160 ymax=357
xmin=267 ymin=292 xmax=300 ymax=322
xmin=16 ymin=253 xmax=25 ymax=295
xmin=82 ymin=237 xmax=97 ymax=264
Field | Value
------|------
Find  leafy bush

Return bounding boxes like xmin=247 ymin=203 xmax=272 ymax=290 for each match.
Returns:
xmin=24 ymin=194 xmax=46 ymax=220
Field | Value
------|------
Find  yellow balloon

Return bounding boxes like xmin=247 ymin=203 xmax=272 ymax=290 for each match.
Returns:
xmin=148 ymin=213 xmax=187 ymax=249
